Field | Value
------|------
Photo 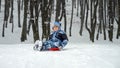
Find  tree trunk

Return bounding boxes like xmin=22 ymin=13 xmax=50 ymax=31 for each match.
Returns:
xmin=21 ymin=0 xmax=28 ymax=42
xmin=69 ymin=0 xmax=74 ymax=36
xmin=103 ymin=0 xmax=107 ymax=40
xmin=2 ymin=0 xmax=10 ymax=37
xmin=4 ymin=0 xmax=10 ymax=28
xmin=10 ymin=0 xmax=14 ymax=32
xmin=41 ymin=0 xmax=51 ymax=41
xmin=116 ymin=0 xmax=120 ymax=39
xmin=76 ymin=0 xmax=80 ymax=16
xmin=2 ymin=22 xmax=5 ymax=37
xmin=96 ymin=0 xmax=105 ymax=40
xmin=108 ymin=0 xmax=115 ymax=41
xmin=55 ymin=0 xmax=62 ymax=21
xmin=79 ymin=0 xmax=86 ymax=36
xmin=86 ymin=0 xmax=98 ymax=42
xmin=34 ymin=0 xmax=40 ymax=42
xmin=17 ymin=0 xmax=21 ymax=27
xmin=62 ymin=0 xmax=67 ymax=32
xmin=21 ymin=0 xmax=24 ymax=10
xmin=0 ymin=0 xmax=1 ymax=12
xmin=85 ymin=0 xmax=90 ymax=38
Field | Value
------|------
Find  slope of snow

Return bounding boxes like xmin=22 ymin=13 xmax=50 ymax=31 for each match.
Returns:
xmin=0 ymin=43 xmax=120 ymax=68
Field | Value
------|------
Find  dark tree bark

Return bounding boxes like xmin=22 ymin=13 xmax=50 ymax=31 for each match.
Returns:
xmin=2 ymin=0 xmax=10 ymax=37
xmin=107 ymin=0 xmax=115 ymax=41
xmin=103 ymin=0 xmax=107 ymax=40
xmin=96 ymin=0 xmax=107 ymax=40
xmin=2 ymin=22 xmax=5 ymax=37
xmin=47 ymin=0 xmax=54 ymax=35
xmin=59 ymin=0 xmax=67 ymax=32
xmin=86 ymin=0 xmax=98 ymax=42
xmin=116 ymin=0 xmax=120 ymax=39
xmin=63 ymin=4 xmax=67 ymax=33
xmin=4 ymin=0 xmax=10 ymax=28
xmin=79 ymin=0 xmax=86 ymax=36
xmin=17 ymin=0 xmax=21 ymax=27
xmin=41 ymin=0 xmax=52 ymax=41
xmin=69 ymin=0 xmax=74 ymax=36
xmin=85 ymin=0 xmax=89 ymax=37
xmin=55 ymin=0 xmax=62 ymax=21
xmin=34 ymin=0 xmax=40 ymax=42
xmin=76 ymin=0 xmax=80 ymax=16
xmin=21 ymin=0 xmax=29 ymax=42
xmin=9 ymin=0 xmax=14 ymax=32
xmin=51 ymin=0 xmax=54 ymax=14
xmin=29 ymin=0 xmax=36 ymax=42
xmin=0 ymin=0 xmax=1 ymax=12
xmin=74 ymin=0 xmax=76 ymax=8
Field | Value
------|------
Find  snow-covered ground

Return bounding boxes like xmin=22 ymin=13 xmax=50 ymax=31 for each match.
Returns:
xmin=0 ymin=42 xmax=120 ymax=68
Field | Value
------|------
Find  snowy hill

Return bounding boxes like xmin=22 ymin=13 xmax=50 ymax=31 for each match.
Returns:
xmin=0 ymin=43 xmax=120 ymax=68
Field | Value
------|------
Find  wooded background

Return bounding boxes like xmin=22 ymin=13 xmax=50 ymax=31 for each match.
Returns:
xmin=1 ymin=0 xmax=120 ymax=42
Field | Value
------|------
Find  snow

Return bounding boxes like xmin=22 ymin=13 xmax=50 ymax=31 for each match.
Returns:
xmin=0 ymin=43 xmax=120 ymax=68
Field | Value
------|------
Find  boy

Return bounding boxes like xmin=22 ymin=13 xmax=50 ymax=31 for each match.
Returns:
xmin=34 ymin=22 xmax=68 ymax=51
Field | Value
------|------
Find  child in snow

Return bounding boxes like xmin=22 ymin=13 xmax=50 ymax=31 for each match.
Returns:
xmin=34 ymin=22 xmax=68 ymax=51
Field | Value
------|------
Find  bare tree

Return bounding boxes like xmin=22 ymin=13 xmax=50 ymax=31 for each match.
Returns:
xmin=79 ymin=0 xmax=86 ymax=36
xmin=107 ymin=0 xmax=115 ymax=41
xmin=2 ymin=0 xmax=11 ymax=37
xmin=96 ymin=0 xmax=106 ymax=40
xmin=9 ymin=0 xmax=14 ymax=32
xmin=21 ymin=0 xmax=29 ymax=42
xmin=116 ymin=0 xmax=120 ymax=39
xmin=86 ymin=0 xmax=98 ymax=42
xmin=61 ymin=0 xmax=67 ymax=32
xmin=103 ymin=0 xmax=107 ymax=40
xmin=0 ymin=0 xmax=1 ymax=12
xmin=55 ymin=0 xmax=62 ymax=21
xmin=17 ymin=0 xmax=21 ymax=27
xmin=29 ymin=0 xmax=40 ymax=42
xmin=69 ymin=0 xmax=74 ymax=36
xmin=76 ymin=0 xmax=80 ymax=16
xmin=41 ymin=0 xmax=53 ymax=41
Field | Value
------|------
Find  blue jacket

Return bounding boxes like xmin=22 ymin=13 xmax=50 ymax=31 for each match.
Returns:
xmin=49 ymin=29 xmax=68 ymax=48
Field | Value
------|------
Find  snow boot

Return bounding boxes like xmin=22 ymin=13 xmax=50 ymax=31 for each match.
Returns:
xmin=33 ymin=40 xmax=42 ymax=51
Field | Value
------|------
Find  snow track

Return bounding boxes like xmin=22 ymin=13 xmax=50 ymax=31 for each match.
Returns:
xmin=0 ymin=43 xmax=120 ymax=68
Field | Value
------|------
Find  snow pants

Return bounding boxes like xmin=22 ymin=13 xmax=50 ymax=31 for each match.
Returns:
xmin=41 ymin=40 xmax=61 ymax=51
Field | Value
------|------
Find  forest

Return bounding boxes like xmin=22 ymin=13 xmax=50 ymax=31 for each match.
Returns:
xmin=0 ymin=0 xmax=120 ymax=42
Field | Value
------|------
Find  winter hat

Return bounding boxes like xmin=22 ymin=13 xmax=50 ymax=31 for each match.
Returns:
xmin=53 ymin=22 xmax=61 ymax=28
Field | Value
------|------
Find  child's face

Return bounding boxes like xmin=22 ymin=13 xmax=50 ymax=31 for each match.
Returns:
xmin=53 ymin=26 xmax=59 ymax=31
